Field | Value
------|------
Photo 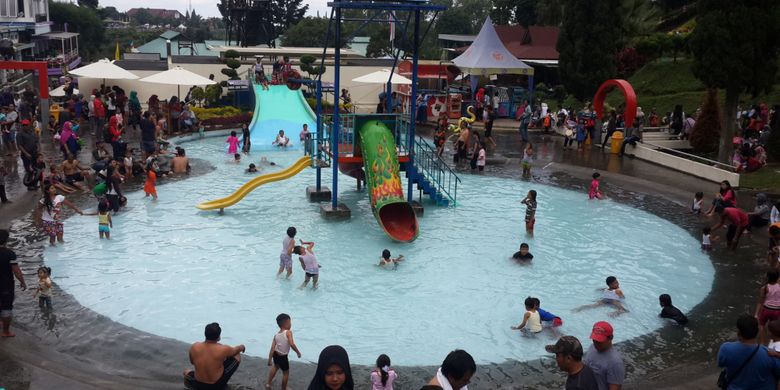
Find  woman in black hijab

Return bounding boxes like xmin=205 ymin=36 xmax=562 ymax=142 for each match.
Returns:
xmin=307 ymin=345 xmax=354 ymax=390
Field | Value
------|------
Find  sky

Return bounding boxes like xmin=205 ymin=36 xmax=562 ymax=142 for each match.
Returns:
xmin=100 ymin=0 xmax=331 ymax=18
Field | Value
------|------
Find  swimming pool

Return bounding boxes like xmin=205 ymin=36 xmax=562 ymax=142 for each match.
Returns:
xmin=43 ymin=136 xmax=714 ymax=366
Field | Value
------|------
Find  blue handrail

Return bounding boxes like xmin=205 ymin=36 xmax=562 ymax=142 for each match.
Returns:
xmin=412 ymin=136 xmax=460 ymax=206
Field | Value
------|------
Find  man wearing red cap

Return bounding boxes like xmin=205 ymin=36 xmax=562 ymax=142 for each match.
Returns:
xmin=583 ymin=321 xmax=624 ymax=390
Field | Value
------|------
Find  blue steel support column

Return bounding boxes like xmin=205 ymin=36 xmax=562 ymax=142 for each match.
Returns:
xmin=316 ymin=79 xmax=323 ymax=191
xmin=332 ymin=4 xmax=341 ymax=208
xmin=407 ymin=9 xmax=420 ymax=202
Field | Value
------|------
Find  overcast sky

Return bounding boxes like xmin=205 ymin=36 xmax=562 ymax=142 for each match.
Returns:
xmin=100 ymin=0 xmax=331 ymax=18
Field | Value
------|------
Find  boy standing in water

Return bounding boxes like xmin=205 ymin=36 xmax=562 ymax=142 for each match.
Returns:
xmin=294 ymin=240 xmax=319 ymax=289
xmin=278 ymin=227 xmax=296 ymax=278
xmin=266 ymin=313 xmax=302 ymax=390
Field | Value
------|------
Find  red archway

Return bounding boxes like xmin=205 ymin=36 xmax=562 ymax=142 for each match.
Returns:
xmin=593 ymin=79 xmax=637 ymax=129
xmin=0 ymin=61 xmax=50 ymax=131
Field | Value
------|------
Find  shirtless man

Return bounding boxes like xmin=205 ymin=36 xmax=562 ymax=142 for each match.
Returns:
xmin=184 ymin=322 xmax=245 ymax=390
xmin=61 ymin=154 xmax=91 ymax=190
xmin=454 ymin=122 xmax=470 ymax=168
xmin=171 ymin=148 xmax=190 ymax=174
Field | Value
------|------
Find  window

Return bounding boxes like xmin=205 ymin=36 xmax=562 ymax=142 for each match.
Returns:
xmin=0 ymin=0 xmax=18 ymax=18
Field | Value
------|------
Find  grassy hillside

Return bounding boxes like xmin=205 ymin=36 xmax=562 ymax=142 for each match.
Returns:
xmin=602 ymin=57 xmax=780 ymax=114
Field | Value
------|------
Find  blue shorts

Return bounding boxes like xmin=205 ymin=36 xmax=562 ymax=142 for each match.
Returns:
xmin=279 ymin=254 xmax=292 ymax=269
xmin=99 ymin=224 xmax=110 ymax=233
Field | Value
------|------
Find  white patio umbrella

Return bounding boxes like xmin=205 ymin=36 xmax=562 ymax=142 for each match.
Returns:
xmin=352 ymin=69 xmax=412 ymax=85
xmin=49 ymin=85 xmax=79 ymax=97
xmin=69 ymin=58 xmax=139 ymax=82
xmin=139 ymin=66 xmax=216 ymax=98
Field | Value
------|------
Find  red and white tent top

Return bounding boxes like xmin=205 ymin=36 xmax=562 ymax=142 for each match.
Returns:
xmin=452 ymin=17 xmax=534 ymax=76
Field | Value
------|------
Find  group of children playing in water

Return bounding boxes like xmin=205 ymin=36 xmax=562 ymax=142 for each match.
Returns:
xmin=507 ymin=171 xmax=689 ymax=338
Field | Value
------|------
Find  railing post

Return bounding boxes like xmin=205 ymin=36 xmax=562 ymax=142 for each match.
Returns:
xmin=316 ymin=80 xmax=322 ymax=191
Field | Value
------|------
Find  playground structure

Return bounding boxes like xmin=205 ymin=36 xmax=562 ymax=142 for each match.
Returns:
xmin=197 ymin=0 xmax=462 ymax=242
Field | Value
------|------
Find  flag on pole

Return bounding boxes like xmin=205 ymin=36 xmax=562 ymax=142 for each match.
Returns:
xmin=114 ymin=41 xmax=120 ymax=61
xmin=389 ymin=11 xmax=395 ymax=42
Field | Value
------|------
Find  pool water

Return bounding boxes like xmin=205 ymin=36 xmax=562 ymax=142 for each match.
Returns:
xmin=43 ymin=137 xmax=715 ymax=365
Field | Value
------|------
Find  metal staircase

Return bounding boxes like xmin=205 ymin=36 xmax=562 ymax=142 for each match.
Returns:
xmin=406 ymin=136 xmax=460 ymax=207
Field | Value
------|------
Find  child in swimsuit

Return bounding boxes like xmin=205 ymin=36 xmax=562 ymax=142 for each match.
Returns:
xmin=294 ymin=240 xmax=319 ymax=289
xmin=702 ymin=227 xmax=714 ymax=251
xmin=573 ymin=276 xmax=628 ymax=317
xmin=692 ymin=191 xmax=703 ymax=214
xmin=521 ymin=190 xmax=537 ymax=233
xmin=522 ymin=143 xmax=534 ymax=177
xmin=97 ymin=201 xmax=112 ymax=239
xmin=511 ymin=296 xmax=543 ymax=333
xmin=589 ymin=172 xmax=603 ymax=200
xmin=378 ymin=249 xmax=404 ymax=268
xmin=35 ymin=266 xmax=52 ymax=310
xmin=226 ymin=131 xmax=240 ymax=154
xmin=144 ymin=160 xmax=158 ymax=200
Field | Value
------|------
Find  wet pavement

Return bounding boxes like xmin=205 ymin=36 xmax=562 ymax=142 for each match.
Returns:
xmin=0 ymin=124 xmax=769 ymax=389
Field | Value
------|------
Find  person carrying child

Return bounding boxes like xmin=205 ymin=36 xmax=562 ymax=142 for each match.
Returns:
xmin=35 ymin=266 xmax=52 ymax=310
xmin=521 ymin=190 xmax=537 ymax=233
xmin=294 ymin=240 xmax=319 ymax=289
xmin=511 ymin=297 xmax=543 ymax=334
xmin=266 ymin=313 xmax=302 ymax=390
xmin=659 ymin=294 xmax=688 ymax=325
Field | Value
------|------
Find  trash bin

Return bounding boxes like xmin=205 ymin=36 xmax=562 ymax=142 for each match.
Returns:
xmin=610 ymin=131 xmax=624 ymax=154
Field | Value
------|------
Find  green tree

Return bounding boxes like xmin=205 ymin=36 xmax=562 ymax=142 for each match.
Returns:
xmin=282 ymin=17 xmax=353 ymax=48
xmin=78 ymin=0 xmax=98 ymax=9
xmin=366 ymin=25 xmax=392 ymax=58
xmin=491 ymin=0 xmax=516 ymax=25
xmin=221 ymin=49 xmax=241 ymax=80
xmin=688 ymin=0 xmax=780 ymax=163
xmin=99 ymin=6 xmax=121 ymax=20
xmin=689 ymin=89 xmax=721 ymax=155
xmin=299 ymin=55 xmax=326 ymax=78
xmin=271 ymin=0 xmax=308 ymax=34
xmin=535 ymin=0 xmax=564 ymax=26
xmin=434 ymin=0 xmax=490 ymax=36
xmin=190 ymin=87 xmax=205 ymax=107
xmin=556 ymin=0 xmax=623 ymax=100
xmin=49 ymin=1 xmax=105 ymax=61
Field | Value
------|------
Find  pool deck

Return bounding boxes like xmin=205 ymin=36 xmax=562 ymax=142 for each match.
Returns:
xmin=0 ymin=125 xmax=766 ymax=389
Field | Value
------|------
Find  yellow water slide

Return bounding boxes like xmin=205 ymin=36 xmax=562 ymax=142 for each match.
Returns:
xmin=196 ymin=157 xmax=311 ymax=211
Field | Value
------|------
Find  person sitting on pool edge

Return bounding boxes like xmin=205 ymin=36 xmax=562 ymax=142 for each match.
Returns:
xmin=512 ymin=243 xmax=533 ymax=262
xmin=378 ymin=249 xmax=404 ymax=267
xmin=273 ymin=130 xmax=290 ymax=148
xmin=572 ymin=276 xmax=629 ymax=318
xmin=184 ymin=322 xmax=245 ymax=390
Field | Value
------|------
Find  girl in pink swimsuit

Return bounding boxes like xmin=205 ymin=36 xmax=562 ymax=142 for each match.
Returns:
xmin=589 ymin=172 xmax=603 ymax=200
xmin=226 ymin=131 xmax=240 ymax=154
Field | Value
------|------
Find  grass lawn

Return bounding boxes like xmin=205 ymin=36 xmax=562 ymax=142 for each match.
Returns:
xmin=739 ymin=163 xmax=780 ymax=193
